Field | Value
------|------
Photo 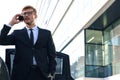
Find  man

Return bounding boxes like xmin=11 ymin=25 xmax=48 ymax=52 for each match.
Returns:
xmin=0 ymin=5 xmax=56 ymax=80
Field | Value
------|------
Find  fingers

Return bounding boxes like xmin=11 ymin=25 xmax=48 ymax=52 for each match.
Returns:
xmin=9 ymin=14 xmax=23 ymax=26
xmin=48 ymin=74 xmax=54 ymax=80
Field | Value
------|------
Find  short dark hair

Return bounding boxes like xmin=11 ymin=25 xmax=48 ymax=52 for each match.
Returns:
xmin=22 ymin=5 xmax=37 ymax=14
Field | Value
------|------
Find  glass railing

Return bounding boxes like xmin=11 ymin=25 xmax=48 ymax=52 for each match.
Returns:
xmin=0 ymin=57 xmax=10 ymax=80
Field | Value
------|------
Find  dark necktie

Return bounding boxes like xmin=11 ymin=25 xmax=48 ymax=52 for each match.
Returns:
xmin=29 ymin=29 xmax=34 ymax=45
xmin=29 ymin=29 xmax=37 ymax=65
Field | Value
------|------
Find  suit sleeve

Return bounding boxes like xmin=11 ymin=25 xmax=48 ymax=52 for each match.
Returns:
xmin=0 ymin=24 xmax=15 ymax=45
xmin=47 ymin=31 xmax=57 ymax=75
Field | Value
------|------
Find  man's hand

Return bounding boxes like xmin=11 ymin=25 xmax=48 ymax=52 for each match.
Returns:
xmin=48 ymin=73 xmax=55 ymax=80
xmin=9 ymin=14 xmax=22 ymax=26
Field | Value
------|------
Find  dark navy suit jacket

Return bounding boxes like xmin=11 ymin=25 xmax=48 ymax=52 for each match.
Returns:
xmin=0 ymin=25 xmax=57 ymax=80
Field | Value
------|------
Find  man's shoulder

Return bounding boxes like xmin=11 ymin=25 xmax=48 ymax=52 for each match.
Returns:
xmin=38 ymin=27 xmax=51 ymax=33
xmin=14 ymin=27 xmax=25 ymax=32
xmin=12 ymin=28 xmax=27 ymax=35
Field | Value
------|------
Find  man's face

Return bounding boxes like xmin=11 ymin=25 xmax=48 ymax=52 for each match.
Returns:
xmin=21 ymin=9 xmax=37 ymax=25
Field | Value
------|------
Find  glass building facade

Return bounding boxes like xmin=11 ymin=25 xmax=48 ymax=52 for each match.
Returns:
xmin=85 ymin=18 xmax=120 ymax=78
xmin=85 ymin=0 xmax=120 ymax=79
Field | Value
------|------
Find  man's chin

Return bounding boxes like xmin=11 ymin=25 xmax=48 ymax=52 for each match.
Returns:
xmin=25 ymin=21 xmax=31 ymax=25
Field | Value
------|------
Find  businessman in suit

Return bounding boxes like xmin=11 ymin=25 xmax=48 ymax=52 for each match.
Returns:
xmin=0 ymin=5 xmax=56 ymax=80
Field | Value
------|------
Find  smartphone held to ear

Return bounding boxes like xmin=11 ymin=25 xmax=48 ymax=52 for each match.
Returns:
xmin=18 ymin=15 xmax=24 ymax=21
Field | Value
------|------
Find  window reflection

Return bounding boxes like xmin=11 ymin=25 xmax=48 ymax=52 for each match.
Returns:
xmin=85 ymin=17 xmax=120 ymax=78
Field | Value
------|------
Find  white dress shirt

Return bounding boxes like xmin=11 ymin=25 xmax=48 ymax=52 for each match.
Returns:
xmin=26 ymin=26 xmax=39 ymax=65
xmin=26 ymin=26 xmax=38 ymax=44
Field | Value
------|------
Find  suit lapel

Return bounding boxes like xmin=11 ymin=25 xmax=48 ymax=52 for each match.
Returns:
xmin=21 ymin=28 xmax=31 ymax=46
xmin=21 ymin=27 xmax=43 ymax=47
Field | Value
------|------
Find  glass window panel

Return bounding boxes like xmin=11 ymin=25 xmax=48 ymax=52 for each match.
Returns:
xmin=103 ymin=18 xmax=120 ymax=76
xmin=86 ymin=44 xmax=103 ymax=66
xmin=85 ymin=29 xmax=103 ymax=66
xmin=86 ymin=29 xmax=102 ymax=44
xmin=103 ymin=26 xmax=113 ymax=65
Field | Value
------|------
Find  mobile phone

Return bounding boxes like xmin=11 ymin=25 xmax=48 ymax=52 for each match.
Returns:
xmin=18 ymin=15 xmax=24 ymax=21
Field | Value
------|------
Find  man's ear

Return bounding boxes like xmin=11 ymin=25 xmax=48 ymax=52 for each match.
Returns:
xmin=35 ymin=14 xmax=38 ymax=18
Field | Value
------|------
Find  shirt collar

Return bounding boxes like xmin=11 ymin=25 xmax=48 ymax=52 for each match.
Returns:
xmin=26 ymin=26 xmax=38 ymax=31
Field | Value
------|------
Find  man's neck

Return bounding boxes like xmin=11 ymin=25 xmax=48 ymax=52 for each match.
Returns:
xmin=26 ymin=24 xmax=36 ymax=29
